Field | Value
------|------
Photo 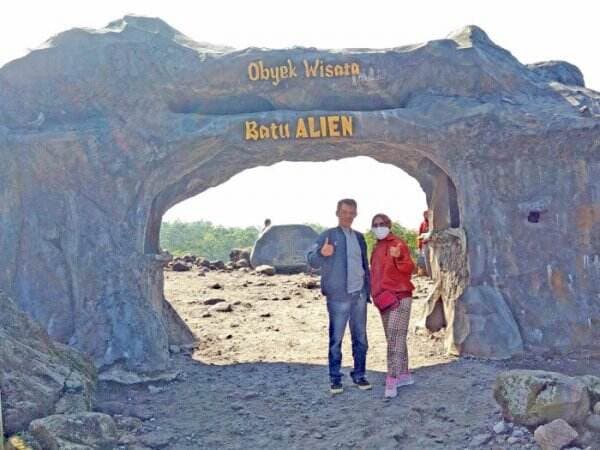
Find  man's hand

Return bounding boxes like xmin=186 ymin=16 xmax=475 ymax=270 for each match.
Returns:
xmin=389 ymin=244 xmax=402 ymax=258
xmin=320 ymin=237 xmax=334 ymax=257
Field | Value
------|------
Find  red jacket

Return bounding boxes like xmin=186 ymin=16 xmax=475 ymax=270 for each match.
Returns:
xmin=370 ymin=233 xmax=415 ymax=299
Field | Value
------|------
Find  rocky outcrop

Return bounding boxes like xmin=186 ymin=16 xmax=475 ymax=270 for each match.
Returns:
xmin=0 ymin=291 xmax=96 ymax=435
xmin=0 ymin=16 xmax=598 ymax=371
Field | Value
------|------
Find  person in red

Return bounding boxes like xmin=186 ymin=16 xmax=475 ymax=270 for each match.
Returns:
xmin=417 ymin=210 xmax=431 ymax=277
xmin=370 ymin=213 xmax=415 ymax=398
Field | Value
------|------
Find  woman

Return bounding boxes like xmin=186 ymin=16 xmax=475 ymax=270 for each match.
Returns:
xmin=370 ymin=213 xmax=416 ymax=398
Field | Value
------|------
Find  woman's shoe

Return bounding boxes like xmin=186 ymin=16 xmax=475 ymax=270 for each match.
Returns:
xmin=384 ymin=376 xmax=397 ymax=398
xmin=396 ymin=373 xmax=414 ymax=387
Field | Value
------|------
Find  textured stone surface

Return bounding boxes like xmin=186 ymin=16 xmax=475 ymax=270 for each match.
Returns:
xmin=0 ymin=291 xmax=96 ymax=435
xmin=0 ymin=15 xmax=598 ymax=371
xmin=494 ymin=370 xmax=590 ymax=426
xmin=533 ymin=418 xmax=578 ymax=450
xmin=577 ymin=375 xmax=600 ymax=405
xmin=29 ymin=413 xmax=118 ymax=450
xmin=251 ymin=225 xmax=318 ymax=272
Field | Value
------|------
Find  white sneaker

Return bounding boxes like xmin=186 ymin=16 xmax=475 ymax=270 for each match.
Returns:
xmin=384 ymin=376 xmax=398 ymax=398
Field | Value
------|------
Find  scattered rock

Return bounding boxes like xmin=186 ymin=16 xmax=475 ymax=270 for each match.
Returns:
xmin=113 ymin=415 xmax=143 ymax=434
xmin=260 ymin=312 xmax=272 ymax=318
xmin=235 ymin=259 xmax=250 ymax=268
xmin=210 ymin=260 xmax=226 ymax=270
xmin=172 ymin=261 xmax=192 ymax=272
xmin=470 ymin=433 xmax=492 ymax=446
xmin=169 ymin=345 xmax=181 ymax=353
xmin=138 ymin=430 xmax=176 ymax=448
xmin=255 ymin=265 xmax=276 ymax=276
xmin=210 ymin=283 xmax=224 ymax=289
xmin=148 ymin=385 xmax=164 ymax=394
xmin=211 ymin=303 xmax=233 ymax=312
xmin=534 ymin=418 xmax=578 ymax=450
xmin=493 ymin=421 xmax=508 ymax=434
xmin=301 ymin=279 xmax=319 ymax=289
xmin=203 ymin=298 xmax=226 ymax=305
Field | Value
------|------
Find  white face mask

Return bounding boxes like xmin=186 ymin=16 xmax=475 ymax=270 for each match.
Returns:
xmin=372 ymin=226 xmax=390 ymax=240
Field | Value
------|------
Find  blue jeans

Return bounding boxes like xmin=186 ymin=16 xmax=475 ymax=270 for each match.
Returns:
xmin=326 ymin=291 xmax=368 ymax=384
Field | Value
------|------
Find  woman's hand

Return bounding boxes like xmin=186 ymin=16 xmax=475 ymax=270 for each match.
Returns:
xmin=389 ymin=244 xmax=402 ymax=258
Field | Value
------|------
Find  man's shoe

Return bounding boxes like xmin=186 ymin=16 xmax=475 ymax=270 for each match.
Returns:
xmin=352 ymin=377 xmax=372 ymax=390
xmin=330 ymin=382 xmax=344 ymax=395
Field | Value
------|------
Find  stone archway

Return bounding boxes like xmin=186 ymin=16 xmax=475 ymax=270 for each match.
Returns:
xmin=1 ymin=15 xmax=598 ymax=373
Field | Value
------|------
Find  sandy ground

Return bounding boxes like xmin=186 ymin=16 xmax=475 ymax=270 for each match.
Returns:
xmin=93 ymin=268 xmax=600 ymax=450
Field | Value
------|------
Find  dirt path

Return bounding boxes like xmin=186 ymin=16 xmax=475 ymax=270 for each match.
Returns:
xmin=94 ymin=269 xmax=598 ymax=449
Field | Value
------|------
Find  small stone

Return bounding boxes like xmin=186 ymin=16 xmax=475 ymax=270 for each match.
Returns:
xmin=211 ymin=303 xmax=233 ymax=312
xmin=470 ymin=433 xmax=492 ymax=446
xmin=534 ymin=419 xmax=578 ymax=450
xmin=210 ymin=283 xmax=223 ymax=289
xmin=583 ymin=414 xmax=600 ymax=432
xmin=203 ymin=298 xmax=226 ymax=305
xmin=168 ymin=345 xmax=181 ymax=353
xmin=493 ymin=421 xmax=507 ymax=434
xmin=313 ymin=432 xmax=324 ymax=439
xmin=255 ymin=265 xmax=276 ymax=276
xmin=260 ymin=312 xmax=271 ymax=318
xmin=147 ymin=385 xmax=163 ymax=394
xmin=201 ymin=312 xmax=212 ymax=318
xmin=507 ymin=436 xmax=520 ymax=444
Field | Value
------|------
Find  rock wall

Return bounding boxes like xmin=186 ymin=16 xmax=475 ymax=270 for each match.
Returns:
xmin=0 ymin=16 xmax=598 ymax=371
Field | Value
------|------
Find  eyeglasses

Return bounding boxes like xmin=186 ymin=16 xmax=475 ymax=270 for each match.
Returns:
xmin=372 ymin=223 xmax=387 ymax=227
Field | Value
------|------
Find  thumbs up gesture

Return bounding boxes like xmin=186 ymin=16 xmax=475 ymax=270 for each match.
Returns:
xmin=320 ymin=237 xmax=334 ymax=257
xmin=389 ymin=244 xmax=402 ymax=258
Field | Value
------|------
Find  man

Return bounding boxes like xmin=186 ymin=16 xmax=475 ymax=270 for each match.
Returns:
xmin=307 ymin=199 xmax=372 ymax=394
xmin=417 ymin=210 xmax=432 ymax=278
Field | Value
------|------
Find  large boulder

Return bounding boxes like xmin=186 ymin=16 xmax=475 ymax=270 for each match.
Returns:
xmin=28 ymin=413 xmax=118 ymax=450
xmin=250 ymin=225 xmax=318 ymax=273
xmin=0 ymin=291 xmax=96 ymax=435
xmin=493 ymin=370 xmax=590 ymax=426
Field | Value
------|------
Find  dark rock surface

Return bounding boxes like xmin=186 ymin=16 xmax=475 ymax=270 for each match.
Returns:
xmin=0 ymin=15 xmax=598 ymax=372
xmin=0 ymin=291 xmax=96 ymax=435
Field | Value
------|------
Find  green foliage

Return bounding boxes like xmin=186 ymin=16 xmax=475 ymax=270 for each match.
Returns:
xmin=160 ymin=220 xmax=259 ymax=260
xmin=364 ymin=222 xmax=419 ymax=259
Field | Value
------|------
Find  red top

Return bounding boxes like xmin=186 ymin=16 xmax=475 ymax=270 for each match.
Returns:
xmin=418 ymin=219 xmax=429 ymax=250
xmin=370 ymin=233 xmax=415 ymax=299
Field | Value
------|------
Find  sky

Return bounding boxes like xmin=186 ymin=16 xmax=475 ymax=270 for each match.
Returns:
xmin=2 ymin=1 xmax=598 ymax=230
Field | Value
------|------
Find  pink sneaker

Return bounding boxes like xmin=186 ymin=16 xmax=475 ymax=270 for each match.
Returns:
xmin=384 ymin=375 xmax=397 ymax=398
xmin=396 ymin=373 xmax=414 ymax=387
